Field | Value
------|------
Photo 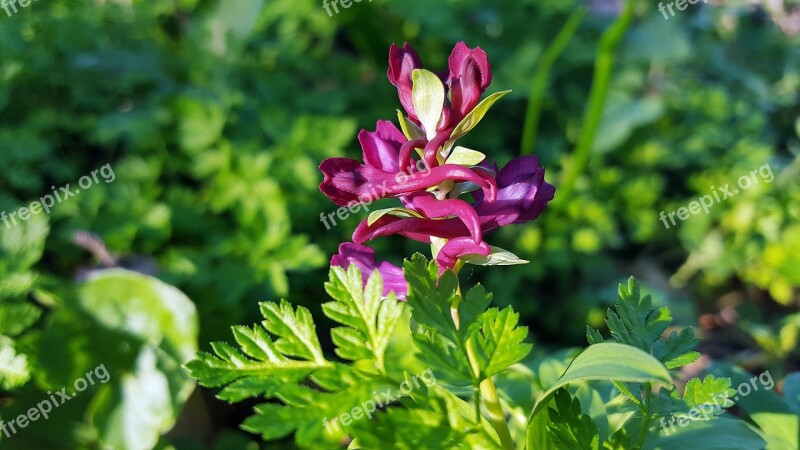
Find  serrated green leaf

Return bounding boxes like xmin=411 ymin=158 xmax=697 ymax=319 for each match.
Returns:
xmin=261 ymin=299 xmax=327 ymax=364
xmin=411 ymin=69 xmax=445 ymax=140
xmin=653 ymin=328 xmax=700 ymax=369
xmin=547 ymin=389 xmax=601 ymax=450
xmin=681 ymin=375 xmax=734 ymax=411
xmin=187 ymin=300 xmax=330 ymax=389
xmin=322 ymin=265 xmax=405 ymax=372
xmin=589 ymin=277 xmax=699 ymax=370
xmin=473 ymin=307 xmax=532 ymax=378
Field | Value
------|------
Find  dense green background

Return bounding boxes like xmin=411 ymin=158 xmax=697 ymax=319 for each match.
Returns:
xmin=0 ymin=0 xmax=798 ymax=448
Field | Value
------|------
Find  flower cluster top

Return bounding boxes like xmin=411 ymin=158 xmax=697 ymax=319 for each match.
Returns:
xmin=320 ymin=42 xmax=555 ymax=299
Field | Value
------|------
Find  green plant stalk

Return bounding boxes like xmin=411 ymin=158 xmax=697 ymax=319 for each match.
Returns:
xmin=520 ymin=7 xmax=586 ymax=155
xmin=451 ymin=274 xmax=516 ymax=450
xmin=635 ymin=383 xmax=652 ymax=450
xmin=557 ymin=0 xmax=634 ymax=202
xmin=470 ymin=342 xmax=516 ymax=450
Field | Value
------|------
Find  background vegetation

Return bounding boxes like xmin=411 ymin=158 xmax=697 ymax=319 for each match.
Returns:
xmin=0 ymin=0 xmax=798 ymax=448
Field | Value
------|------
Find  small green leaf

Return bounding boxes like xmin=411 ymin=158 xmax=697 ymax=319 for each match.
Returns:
xmin=444 ymin=146 xmax=486 ymax=167
xmin=367 ymin=207 xmax=424 ymax=226
xmin=411 ymin=69 xmax=445 ymax=140
xmin=397 ymin=110 xmax=425 ymax=140
xmin=530 ymin=343 xmax=671 ymax=420
xmin=473 ymin=307 xmax=532 ymax=378
xmin=461 ymin=246 xmax=529 ymax=266
xmin=445 ymin=90 xmax=510 ymax=149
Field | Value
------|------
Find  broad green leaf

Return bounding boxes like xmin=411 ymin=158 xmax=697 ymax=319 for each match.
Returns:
xmin=77 ymin=269 xmax=199 ymax=450
xmin=644 ymin=417 xmax=765 ymax=450
xmin=411 ymin=69 xmax=445 ymax=140
xmin=708 ymin=363 xmax=798 ymax=450
xmin=367 ymin=207 xmax=424 ymax=226
xmin=462 ymin=246 xmax=529 ymax=266
xmin=530 ymin=343 xmax=671 ymax=419
xmin=783 ymin=373 xmax=800 ymax=415
xmin=444 ymin=146 xmax=486 ymax=167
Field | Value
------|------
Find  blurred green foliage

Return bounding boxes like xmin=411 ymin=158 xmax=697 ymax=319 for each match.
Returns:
xmin=0 ymin=0 xmax=798 ymax=448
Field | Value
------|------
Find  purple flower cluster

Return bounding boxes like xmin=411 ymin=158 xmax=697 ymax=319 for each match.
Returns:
xmin=320 ymin=42 xmax=555 ymax=299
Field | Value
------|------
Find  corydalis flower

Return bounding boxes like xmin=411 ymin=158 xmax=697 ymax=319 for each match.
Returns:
xmin=321 ymin=41 xmax=554 ymax=277
xmin=331 ymin=243 xmax=407 ymax=300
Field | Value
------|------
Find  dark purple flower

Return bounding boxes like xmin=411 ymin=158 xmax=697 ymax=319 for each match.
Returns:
xmin=331 ymin=243 xmax=408 ymax=300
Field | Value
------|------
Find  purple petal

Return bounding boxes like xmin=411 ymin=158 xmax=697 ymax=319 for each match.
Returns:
xmin=331 ymin=243 xmax=407 ymax=300
xmin=473 ymin=156 xmax=555 ymax=228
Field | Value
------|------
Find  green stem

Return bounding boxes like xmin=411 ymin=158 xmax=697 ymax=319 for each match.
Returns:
xmin=520 ymin=7 xmax=586 ymax=155
xmin=450 ymin=268 xmax=515 ymax=450
xmin=558 ymin=0 xmax=634 ymax=203
xmin=636 ymin=383 xmax=652 ymax=450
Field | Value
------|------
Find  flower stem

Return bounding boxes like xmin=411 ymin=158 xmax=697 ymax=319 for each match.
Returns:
xmin=635 ymin=383 xmax=652 ymax=450
xmin=468 ymin=340 xmax=516 ymax=450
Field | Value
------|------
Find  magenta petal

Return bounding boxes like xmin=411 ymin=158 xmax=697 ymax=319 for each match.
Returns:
xmin=448 ymin=42 xmax=492 ymax=90
xmin=353 ymin=215 xmax=468 ymax=245
xmin=408 ymin=194 xmax=483 ymax=243
xmin=331 ymin=243 xmax=407 ymax=299
xmin=388 ymin=43 xmax=423 ymax=122
xmin=319 ymin=158 xmax=370 ymax=206
xmin=436 ymin=237 xmax=491 ymax=273
xmin=359 ymin=120 xmax=405 ymax=173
